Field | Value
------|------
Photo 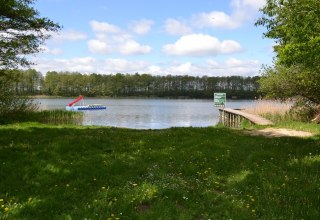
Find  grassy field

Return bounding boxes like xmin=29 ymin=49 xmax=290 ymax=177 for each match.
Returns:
xmin=0 ymin=122 xmax=319 ymax=219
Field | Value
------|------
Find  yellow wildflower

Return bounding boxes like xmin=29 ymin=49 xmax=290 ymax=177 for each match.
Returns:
xmin=4 ymin=207 xmax=9 ymax=212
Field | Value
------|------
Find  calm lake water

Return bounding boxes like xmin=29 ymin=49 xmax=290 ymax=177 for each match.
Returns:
xmin=36 ymin=98 xmax=256 ymax=129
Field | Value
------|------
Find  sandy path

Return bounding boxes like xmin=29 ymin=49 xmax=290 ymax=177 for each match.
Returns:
xmin=244 ymin=128 xmax=314 ymax=138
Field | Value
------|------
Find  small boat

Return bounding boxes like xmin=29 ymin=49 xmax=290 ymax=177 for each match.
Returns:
xmin=66 ymin=95 xmax=107 ymax=111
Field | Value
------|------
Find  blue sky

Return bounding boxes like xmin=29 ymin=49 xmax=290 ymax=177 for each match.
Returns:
xmin=32 ymin=0 xmax=274 ymax=76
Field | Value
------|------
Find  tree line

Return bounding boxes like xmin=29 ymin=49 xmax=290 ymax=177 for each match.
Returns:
xmin=11 ymin=69 xmax=260 ymax=99
xmin=256 ymin=0 xmax=320 ymax=122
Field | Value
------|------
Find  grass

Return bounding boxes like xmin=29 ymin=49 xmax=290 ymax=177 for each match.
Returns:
xmin=0 ymin=122 xmax=319 ymax=219
xmin=1 ymin=110 xmax=83 ymax=125
xmin=27 ymin=110 xmax=84 ymax=125
xmin=242 ymin=100 xmax=320 ymax=133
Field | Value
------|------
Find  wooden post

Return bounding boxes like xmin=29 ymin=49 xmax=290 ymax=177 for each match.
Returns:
xmin=232 ymin=114 xmax=235 ymax=127
xmin=217 ymin=108 xmax=273 ymax=127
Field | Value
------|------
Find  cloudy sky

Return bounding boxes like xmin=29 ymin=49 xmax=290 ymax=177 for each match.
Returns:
xmin=32 ymin=0 xmax=274 ymax=76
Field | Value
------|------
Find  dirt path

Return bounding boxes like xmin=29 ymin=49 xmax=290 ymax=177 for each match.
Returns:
xmin=244 ymin=128 xmax=314 ymax=138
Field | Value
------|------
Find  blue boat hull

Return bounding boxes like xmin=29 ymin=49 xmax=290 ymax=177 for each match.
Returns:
xmin=66 ymin=105 xmax=107 ymax=111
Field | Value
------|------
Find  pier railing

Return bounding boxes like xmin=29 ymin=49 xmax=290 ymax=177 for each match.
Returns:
xmin=218 ymin=108 xmax=273 ymax=128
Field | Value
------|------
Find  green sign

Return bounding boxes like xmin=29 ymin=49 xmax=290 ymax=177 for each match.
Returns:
xmin=214 ymin=93 xmax=226 ymax=107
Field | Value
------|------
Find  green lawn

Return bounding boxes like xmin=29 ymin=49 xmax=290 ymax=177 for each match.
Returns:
xmin=0 ymin=123 xmax=319 ymax=219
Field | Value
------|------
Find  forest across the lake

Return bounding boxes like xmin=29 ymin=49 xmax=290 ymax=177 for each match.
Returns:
xmin=11 ymin=69 xmax=260 ymax=99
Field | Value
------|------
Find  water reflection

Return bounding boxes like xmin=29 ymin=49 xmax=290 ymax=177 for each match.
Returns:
xmin=36 ymin=98 xmax=255 ymax=129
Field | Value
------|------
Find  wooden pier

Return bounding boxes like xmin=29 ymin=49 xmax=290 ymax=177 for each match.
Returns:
xmin=218 ymin=108 xmax=273 ymax=128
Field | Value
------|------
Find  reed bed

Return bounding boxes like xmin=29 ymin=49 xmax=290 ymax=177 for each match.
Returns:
xmin=28 ymin=109 xmax=84 ymax=125
xmin=243 ymin=100 xmax=294 ymax=122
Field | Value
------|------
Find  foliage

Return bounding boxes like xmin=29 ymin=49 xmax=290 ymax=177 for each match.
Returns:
xmin=0 ymin=0 xmax=61 ymax=68
xmin=289 ymin=98 xmax=318 ymax=122
xmin=0 ymin=69 xmax=37 ymax=122
xmin=259 ymin=65 xmax=320 ymax=104
xmin=256 ymin=0 xmax=320 ymax=67
xmin=256 ymin=0 xmax=320 ymax=121
xmin=0 ymin=0 xmax=60 ymax=121
xmin=0 ymin=109 xmax=83 ymax=125
xmin=12 ymin=70 xmax=261 ymax=99
xmin=0 ymin=123 xmax=319 ymax=219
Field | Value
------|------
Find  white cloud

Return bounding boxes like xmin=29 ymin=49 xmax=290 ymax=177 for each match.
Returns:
xmin=192 ymin=11 xmax=240 ymax=29
xmin=156 ymin=58 xmax=260 ymax=76
xmin=163 ymin=34 xmax=242 ymax=56
xmin=87 ymin=38 xmax=151 ymax=55
xmin=52 ymin=30 xmax=87 ymax=41
xmin=147 ymin=65 xmax=162 ymax=74
xmin=129 ymin=19 xmax=154 ymax=35
xmin=32 ymin=56 xmax=260 ymax=77
xmin=231 ymin=0 xmax=265 ymax=11
xmin=39 ymin=45 xmax=63 ymax=55
xmin=34 ymin=57 xmax=97 ymax=73
xmin=191 ymin=0 xmax=265 ymax=29
xmin=90 ymin=20 xmax=121 ymax=33
xmin=33 ymin=57 xmax=150 ymax=74
xmin=118 ymin=40 xmax=152 ymax=55
xmin=206 ymin=58 xmax=261 ymax=76
xmin=166 ymin=62 xmax=201 ymax=75
xmin=88 ymin=20 xmax=152 ymax=55
xmin=102 ymin=59 xmax=149 ymax=72
xmin=87 ymin=40 xmax=112 ymax=54
xmin=164 ymin=18 xmax=193 ymax=35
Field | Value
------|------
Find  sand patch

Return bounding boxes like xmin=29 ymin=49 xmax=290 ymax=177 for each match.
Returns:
xmin=244 ymin=128 xmax=314 ymax=138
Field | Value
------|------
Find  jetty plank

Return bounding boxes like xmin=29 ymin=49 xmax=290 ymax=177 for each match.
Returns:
xmin=219 ymin=108 xmax=274 ymax=126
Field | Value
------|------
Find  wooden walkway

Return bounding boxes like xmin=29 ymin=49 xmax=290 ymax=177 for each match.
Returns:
xmin=218 ymin=108 xmax=274 ymax=128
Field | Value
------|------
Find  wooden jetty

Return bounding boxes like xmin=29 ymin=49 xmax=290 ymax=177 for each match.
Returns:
xmin=218 ymin=108 xmax=273 ymax=128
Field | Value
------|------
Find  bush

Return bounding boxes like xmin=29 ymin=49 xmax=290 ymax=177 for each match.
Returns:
xmin=289 ymin=98 xmax=317 ymax=122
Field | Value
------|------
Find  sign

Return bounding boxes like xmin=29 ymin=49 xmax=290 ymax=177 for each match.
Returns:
xmin=214 ymin=93 xmax=226 ymax=107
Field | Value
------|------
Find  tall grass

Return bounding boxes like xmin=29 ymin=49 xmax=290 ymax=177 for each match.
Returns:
xmin=243 ymin=100 xmax=294 ymax=122
xmin=243 ymin=100 xmax=292 ymax=117
xmin=27 ymin=110 xmax=84 ymax=125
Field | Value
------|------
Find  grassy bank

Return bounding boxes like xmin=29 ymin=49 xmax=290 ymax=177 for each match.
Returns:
xmin=1 ymin=110 xmax=83 ymax=125
xmin=0 ymin=123 xmax=319 ymax=219
xmin=243 ymin=100 xmax=320 ymax=133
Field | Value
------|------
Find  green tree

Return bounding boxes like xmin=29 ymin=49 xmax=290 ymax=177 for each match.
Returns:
xmin=256 ymin=0 xmax=320 ymax=121
xmin=0 ymin=0 xmax=61 ymax=68
xmin=0 ymin=69 xmax=37 ymax=122
xmin=256 ymin=0 xmax=320 ymax=67
xmin=0 ymin=0 xmax=60 ymax=121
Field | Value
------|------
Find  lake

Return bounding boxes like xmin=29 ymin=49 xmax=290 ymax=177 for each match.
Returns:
xmin=36 ymin=98 xmax=256 ymax=129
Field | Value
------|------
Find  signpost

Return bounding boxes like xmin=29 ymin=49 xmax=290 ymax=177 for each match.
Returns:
xmin=214 ymin=93 xmax=226 ymax=108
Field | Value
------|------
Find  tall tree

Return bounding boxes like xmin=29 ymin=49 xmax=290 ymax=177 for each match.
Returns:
xmin=256 ymin=0 xmax=320 ymax=67
xmin=0 ymin=0 xmax=61 ymax=68
xmin=256 ymin=0 xmax=320 ymax=121
xmin=0 ymin=0 xmax=60 ymax=121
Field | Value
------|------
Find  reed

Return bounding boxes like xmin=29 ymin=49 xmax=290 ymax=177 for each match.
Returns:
xmin=243 ymin=100 xmax=294 ymax=122
xmin=27 ymin=109 xmax=83 ymax=125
